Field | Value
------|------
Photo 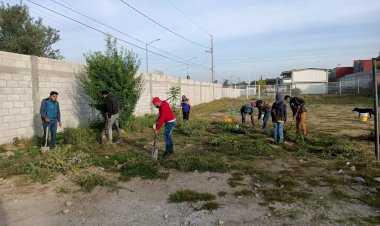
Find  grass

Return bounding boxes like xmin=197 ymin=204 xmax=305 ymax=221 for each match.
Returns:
xmin=234 ymin=189 xmax=255 ymax=197
xmin=163 ymin=156 xmax=227 ymax=172
xmin=55 ymin=186 xmax=71 ymax=194
xmin=261 ymin=188 xmax=311 ymax=204
xmin=227 ymin=172 xmax=245 ymax=187
xmin=201 ymin=202 xmax=221 ymax=211
xmin=331 ymin=187 xmax=350 ymax=199
xmin=74 ymin=171 xmax=117 ymax=192
xmin=168 ymin=190 xmax=216 ymax=203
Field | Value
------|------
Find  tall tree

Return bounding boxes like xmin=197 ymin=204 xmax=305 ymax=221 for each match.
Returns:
xmin=79 ymin=35 xmax=142 ymax=126
xmin=0 ymin=4 xmax=62 ymax=59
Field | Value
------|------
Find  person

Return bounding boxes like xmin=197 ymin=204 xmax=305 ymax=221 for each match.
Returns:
xmin=152 ymin=97 xmax=176 ymax=159
xmin=40 ymin=91 xmax=62 ymax=149
xmin=285 ymin=95 xmax=307 ymax=136
xmin=180 ymin=95 xmax=191 ymax=120
xmin=102 ymin=90 xmax=122 ymax=143
xmin=253 ymin=100 xmax=272 ymax=129
xmin=240 ymin=102 xmax=255 ymax=126
xmin=271 ymin=93 xmax=287 ymax=144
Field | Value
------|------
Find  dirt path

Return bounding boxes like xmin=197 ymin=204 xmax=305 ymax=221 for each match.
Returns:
xmin=1 ymin=170 xmax=379 ymax=226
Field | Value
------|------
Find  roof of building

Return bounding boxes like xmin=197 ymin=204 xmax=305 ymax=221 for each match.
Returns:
xmin=280 ymin=68 xmax=328 ymax=76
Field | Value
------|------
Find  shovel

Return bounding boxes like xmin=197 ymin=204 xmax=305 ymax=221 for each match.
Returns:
xmin=41 ymin=124 xmax=50 ymax=153
xmin=151 ymin=131 xmax=158 ymax=160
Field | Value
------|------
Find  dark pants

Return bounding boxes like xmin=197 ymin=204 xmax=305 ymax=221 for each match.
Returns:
xmin=164 ymin=121 xmax=176 ymax=154
xmin=262 ymin=111 xmax=271 ymax=129
xmin=241 ymin=110 xmax=254 ymax=126
xmin=42 ymin=120 xmax=58 ymax=149
xmin=183 ymin=112 xmax=190 ymax=120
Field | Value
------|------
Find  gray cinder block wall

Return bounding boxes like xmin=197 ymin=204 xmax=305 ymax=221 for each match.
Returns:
xmin=0 ymin=51 xmax=240 ymax=144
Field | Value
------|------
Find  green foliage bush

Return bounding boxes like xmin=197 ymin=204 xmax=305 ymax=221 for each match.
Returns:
xmin=163 ymin=156 xmax=227 ymax=172
xmin=57 ymin=127 xmax=98 ymax=150
xmin=79 ymin=36 xmax=142 ymax=126
xmin=74 ymin=171 xmax=115 ymax=192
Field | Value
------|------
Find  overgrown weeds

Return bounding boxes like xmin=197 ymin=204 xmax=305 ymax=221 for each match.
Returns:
xmin=176 ymin=120 xmax=210 ymax=137
xmin=123 ymin=115 xmax=157 ymax=132
xmin=18 ymin=146 xmax=92 ymax=183
xmin=74 ymin=171 xmax=117 ymax=192
xmin=201 ymin=202 xmax=221 ymax=211
xmin=163 ymin=156 xmax=227 ymax=172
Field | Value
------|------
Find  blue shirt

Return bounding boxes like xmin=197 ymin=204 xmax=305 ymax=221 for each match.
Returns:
xmin=40 ymin=98 xmax=61 ymax=122
xmin=181 ymin=101 xmax=191 ymax=112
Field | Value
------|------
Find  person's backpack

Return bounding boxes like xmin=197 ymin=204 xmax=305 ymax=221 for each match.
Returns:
xmin=272 ymin=102 xmax=283 ymax=122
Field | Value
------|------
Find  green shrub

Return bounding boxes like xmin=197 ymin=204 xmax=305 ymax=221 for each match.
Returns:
xmin=201 ymin=202 xmax=220 ymax=211
xmin=74 ymin=171 xmax=115 ymax=192
xmin=234 ymin=189 xmax=255 ymax=197
xmin=168 ymin=190 xmax=215 ymax=203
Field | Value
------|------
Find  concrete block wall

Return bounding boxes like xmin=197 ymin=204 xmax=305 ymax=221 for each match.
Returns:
xmin=0 ymin=51 xmax=241 ymax=144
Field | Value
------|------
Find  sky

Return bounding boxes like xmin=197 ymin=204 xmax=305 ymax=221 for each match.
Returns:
xmin=4 ymin=0 xmax=380 ymax=83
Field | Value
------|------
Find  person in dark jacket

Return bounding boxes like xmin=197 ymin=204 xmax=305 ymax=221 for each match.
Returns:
xmin=285 ymin=95 xmax=307 ymax=135
xmin=240 ymin=102 xmax=255 ymax=126
xmin=180 ymin=95 xmax=191 ymax=120
xmin=271 ymin=93 xmax=287 ymax=143
xmin=253 ymin=100 xmax=272 ymax=129
xmin=152 ymin=97 xmax=176 ymax=159
xmin=40 ymin=91 xmax=62 ymax=149
xmin=102 ymin=90 xmax=122 ymax=143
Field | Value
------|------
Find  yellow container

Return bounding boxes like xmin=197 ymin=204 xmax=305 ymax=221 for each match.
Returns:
xmin=225 ymin=116 xmax=233 ymax=123
xmin=360 ymin=113 xmax=369 ymax=122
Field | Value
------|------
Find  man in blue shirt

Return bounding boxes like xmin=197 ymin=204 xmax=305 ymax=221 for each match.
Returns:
xmin=40 ymin=91 xmax=62 ymax=149
xmin=240 ymin=102 xmax=255 ymax=126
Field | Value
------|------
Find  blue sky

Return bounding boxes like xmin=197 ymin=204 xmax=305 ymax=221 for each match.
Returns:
xmin=5 ymin=0 xmax=380 ymax=83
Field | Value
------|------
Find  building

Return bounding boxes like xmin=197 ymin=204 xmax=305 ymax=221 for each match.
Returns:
xmin=280 ymin=68 xmax=329 ymax=94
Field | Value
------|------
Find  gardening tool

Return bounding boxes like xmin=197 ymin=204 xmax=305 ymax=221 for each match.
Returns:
xmin=151 ymin=130 xmax=158 ymax=160
xmin=284 ymin=110 xmax=299 ymax=136
xmin=41 ymin=123 xmax=50 ymax=153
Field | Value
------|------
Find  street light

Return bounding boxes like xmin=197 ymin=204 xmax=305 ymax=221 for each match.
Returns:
xmin=146 ymin=38 xmax=161 ymax=74
xmin=186 ymin=57 xmax=197 ymax=79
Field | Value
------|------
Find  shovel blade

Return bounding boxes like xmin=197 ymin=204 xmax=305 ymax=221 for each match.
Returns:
xmin=151 ymin=148 xmax=158 ymax=160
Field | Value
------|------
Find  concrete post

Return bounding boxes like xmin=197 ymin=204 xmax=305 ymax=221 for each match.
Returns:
xmin=149 ymin=73 xmax=154 ymax=114
xmin=31 ymin=56 xmax=41 ymax=136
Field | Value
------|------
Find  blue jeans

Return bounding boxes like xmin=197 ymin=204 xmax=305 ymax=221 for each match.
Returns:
xmin=42 ymin=119 xmax=58 ymax=149
xmin=262 ymin=111 xmax=271 ymax=129
xmin=164 ymin=121 xmax=176 ymax=154
xmin=273 ymin=122 xmax=284 ymax=143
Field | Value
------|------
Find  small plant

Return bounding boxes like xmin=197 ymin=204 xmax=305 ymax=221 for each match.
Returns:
xmin=74 ymin=171 xmax=116 ymax=192
xmin=168 ymin=190 xmax=216 ymax=203
xmin=123 ymin=114 xmax=157 ymax=132
xmin=55 ymin=186 xmax=71 ymax=194
xmin=201 ymin=202 xmax=220 ymax=211
xmin=261 ymin=188 xmax=311 ymax=204
xmin=228 ymin=172 xmax=245 ymax=187
xmin=176 ymin=120 xmax=210 ymax=137
xmin=167 ymin=86 xmax=181 ymax=112
xmin=234 ymin=189 xmax=255 ymax=197
xmin=331 ymin=187 xmax=350 ymax=199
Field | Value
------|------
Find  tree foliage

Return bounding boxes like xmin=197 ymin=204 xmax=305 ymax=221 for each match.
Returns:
xmin=0 ymin=4 xmax=62 ymax=59
xmin=79 ymin=36 xmax=142 ymax=126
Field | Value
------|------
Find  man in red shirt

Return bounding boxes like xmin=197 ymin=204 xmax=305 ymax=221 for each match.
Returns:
xmin=152 ymin=97 xmax=176 ymax=159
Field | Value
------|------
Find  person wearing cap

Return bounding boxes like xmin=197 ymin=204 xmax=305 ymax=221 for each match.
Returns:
xmin=284 ymin=95 xmax=307 ymax=136
xmin=152 ymin=97 xmax=176 ymax=158
xmin=240 ymin=102 xmax=255 ymax=126
xmin=253 ymin=100 xmax=272 ymax=129
xmin=180 ymin=95 xmax=192 ymax=121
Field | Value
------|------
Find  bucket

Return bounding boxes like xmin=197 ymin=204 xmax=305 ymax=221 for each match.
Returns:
xmin=225 ymin=116 xmax=233 ymax=123
xmin=360 ymin=113 xmax=369 ymax=122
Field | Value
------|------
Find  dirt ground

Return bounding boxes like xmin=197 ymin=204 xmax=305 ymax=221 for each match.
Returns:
xmin=1 ymin=97 xmax=380 ymax=226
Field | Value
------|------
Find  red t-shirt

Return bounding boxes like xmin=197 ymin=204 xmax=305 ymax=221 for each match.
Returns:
xmin=156 ymin=101 xmax=175 ymax=130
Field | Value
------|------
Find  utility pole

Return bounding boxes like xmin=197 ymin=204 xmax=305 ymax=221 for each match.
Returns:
xmin=211 ymin=34 xmax=215 ymax=99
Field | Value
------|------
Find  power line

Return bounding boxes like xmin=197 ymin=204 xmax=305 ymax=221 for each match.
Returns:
xmin=119 ymin=0 xmax=209 ymax=49
xmin=26 ymin=0 xmax=201 ymax=67
xmin=49 ymin=0 xmax=200 ymax=65
xmin=166 ymin=0 xmax=210 ymax=36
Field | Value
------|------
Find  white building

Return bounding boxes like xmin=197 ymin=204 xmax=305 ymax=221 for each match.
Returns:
xmin=281 ymin=68 xmax=329 ymax=95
